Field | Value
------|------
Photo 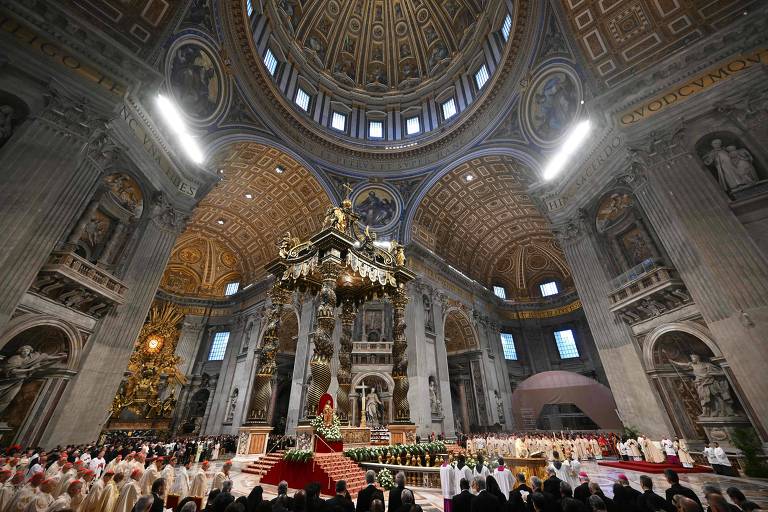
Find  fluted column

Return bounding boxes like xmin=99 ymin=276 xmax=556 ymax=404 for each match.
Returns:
xmin=555 ymin=216 xmax=672 ymax=436
xmin=306 ymin=261 xmax=340 ymax=418
xmin=39 ymin=199 xmax=184 ymax=446
xmin=626 ymin=129 xmax=768 ymax=435
xmin=248 ymin=285 xmax=291 ymax=423
xmin=0 ymin=92 xmax=116 ymax=331
xmin=392 ymin=289 xmax=411 ymax=423
xmin=97 ymin=221 xmax=127 ymax=266
xmin=336 ymin=301 xmax=356 ymax=424
xmin=176 ymin=316 xmax=207 ymax=377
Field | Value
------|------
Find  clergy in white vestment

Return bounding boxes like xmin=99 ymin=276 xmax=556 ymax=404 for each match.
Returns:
xmin=113 ymin=469 xmax=142 ymax=512
xmin=46 ymin=480 xmax=82 ymax=512
xmin=79 ymin=470 xmax=105 ymax=512
xmin=189 ymin=461 xmax=210 ymax=498
xmin=211 ymin=461 xmax=232 ymax=492
xmin=7 ymin=472 xmax=45 ymax=512
xmin=99 ymin=473 xmax=121 ymax=512
xmin=661 ymin=438 xmax=677 ymax=463
xmin=88 ymin=451 xmax=106 ymax=478
xmin=171 ymin=462 xmax=191 ymax=499
xmin=70 ymin=470 xmax=93 ymax=512
xmin=439 ymin=458 xmax=455 ymax=512
xmin=160 ymin=458 xmax=176 ymax=491
xmin=139 ymin=458 xmax=162 ymax=495
xmin=676 ymin=438 xmax=694 ymax=468
xmin=493 ymin=458 xmax=514 ymax=500
xmin=0 ymin=470 xmax=17 ymax=512
xmin=53 ymin=463 xmax=75 ymax=498
xmin=22 ymin=478 xmax=56 ymax=512
xmin=452 ymin=458 xmax=473 ymax=497
xmin=45 ymin=457 xmax=67 ymax=479
xmin=713 ymin=443 xmax=736 ymax=476
xmin=472 ymin=456 xmax=490 ymax=479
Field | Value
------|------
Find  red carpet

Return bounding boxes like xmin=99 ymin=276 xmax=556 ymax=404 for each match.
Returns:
xmin=598 ymin=460 xmax=712 ymax=474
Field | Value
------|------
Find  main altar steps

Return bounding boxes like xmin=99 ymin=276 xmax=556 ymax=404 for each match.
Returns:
xmin=242 ymin=451 xmax=285 ymax=477
xmin=259 ymin=452 xmax=369 ymax=497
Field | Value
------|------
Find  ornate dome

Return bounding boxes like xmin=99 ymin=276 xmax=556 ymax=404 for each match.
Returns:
xmin=277 ymin=0 xmax=482 ymax=93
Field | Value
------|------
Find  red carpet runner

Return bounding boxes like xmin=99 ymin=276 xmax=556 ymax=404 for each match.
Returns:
xmin=259 ymin=452 xmax=368 ymax=497
xmin=598 ymin=460 xmax=712 ymax=474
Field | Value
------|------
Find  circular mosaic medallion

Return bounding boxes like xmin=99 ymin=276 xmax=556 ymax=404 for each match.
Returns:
xmin=522 ymin=65 xmax=583 ymax=147
xmin=166 ymin=38 xmax=227 ymax=125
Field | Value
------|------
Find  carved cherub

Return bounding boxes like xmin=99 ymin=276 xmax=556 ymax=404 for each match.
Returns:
xmin=278 ymin=231 xmax=299 ymax=258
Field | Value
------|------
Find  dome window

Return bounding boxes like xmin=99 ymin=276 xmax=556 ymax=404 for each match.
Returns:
xmin=264 ymin=48 xmax=278 ymax=76
xmin=406 ymin=116 xmax=421 ymax=136
xmin=475 ymin=64 xmax=490 ymax=90
xmin=247 ymin=0 xmax=254 ymax=16
xmin=502 ymin=14 xmax=512 ymax=41
xmin=441 ymin=98 xmax=457 ymax=120
xmin=369 ymin=120 xmax=384 ymax=139
xmin=295 ymin=88 xmax=311 ymax=112
xmin=540 ymin=281 xmax=559 ymax=297
xmin=493 ymin=285 xmax=507 ymax=299
xmin=225 ymin=282 xmax=240 ymax=296
xmin=500 ymin=333 xmax=518 ymax=360
xmin=331 ymin=111 xmax=347 ymax=132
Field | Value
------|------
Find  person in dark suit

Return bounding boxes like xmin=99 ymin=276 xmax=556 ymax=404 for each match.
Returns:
xmin=637 ymin=476 xmax=675 ymax=512
xmin=613 ymin=475 xmax=641 ymax=512
xmin=355 ymin=471 xmax=384 ymax=512
xmin=471 ymin=475 xmax=501 ymax=512
xmin=574 ymin=473 xmax=591 ymax=504
xmin=664 ymin=470 xmax=702 ymax=512
xmin=588 ymin=482 xmax=617 ymax=512
xmin=150 ymin=478 xmax=166 ymax=512
xmin=452 ymin=478 xmax=475 ymax=512
xmin=211 ymin=481 xmax=235 ymax=512
xmin=327 ymin=480 xmax=354 ymax=512
xmin=509 ymin=473 xmax=532 ymax=512
xmin=388 ymin=472 xmax=407 ymax=512
xmin=559 ymin=481 xmax=589 ymax=512
xmin=542 ymin=468 xmax=562 ymax=503
xmin=394 ymin=489 xmax=415 ymax=512
xmin=270 ymin=481 xmax=294 ymax=512
xmin=305 ymin=482 xmax=328 ymax=512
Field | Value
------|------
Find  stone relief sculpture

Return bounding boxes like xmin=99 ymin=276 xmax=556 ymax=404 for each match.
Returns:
xmin=702 ymin=139 xmax=758 ymax=192
xmin=365 ymin=388 xmax=383 ymax=427
xmin=429 ymin=377 xmax=442 ymax=416
xmin=0 ymin=345 xmax=68 ymax=419
xmin=494 ymin=390 xmax=504 ymax=423
xmin=668 ymin=354 xmax=735 ymax=417
xmin=423 ymin=294 xmax=434 ymax=332
xmin=225 ymin=388 xmax=238 ymax=422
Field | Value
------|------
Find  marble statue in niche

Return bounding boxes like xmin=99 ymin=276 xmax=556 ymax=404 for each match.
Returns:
xmin=0 ymin=345 xmax=68 ymax=419
xmin=0 ymin=105 xmax=15 ymax=145
xmin=366 ymin=388 xmax=384 ymax=427
xmin=423 ymin=294 xmax=435 ymax=332
xmin=702 ymin=139 xmax=759 ymax=192
xmin=668 ymin=354 xmax=735 ymax=417
xmin=429 ymin=376 xmax=442 ymax=416
xmin=225 ymin=388 xmax=238 ymax=422
xmin=169 ymin=43 xmax=221 ymax=119
xmin=494 ymin=390 xmax=504 ymax=423
xmin=529 ymin=72 xmax=578 ymax=142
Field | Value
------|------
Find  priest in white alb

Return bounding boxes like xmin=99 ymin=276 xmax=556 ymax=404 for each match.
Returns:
xmin=211 ymin=461 xmax=232 ymax=492
xmin=439 ymin=457 xmax=454 ymax=512
xmin=22 ymin=478 xmax=55 ymax=512
xmin=46 ymin=480 xmax=82 ymax=512
xmin=189 ymin=461 xmax=210 ymax=498
xmin=113 ymin=469 xmax=142 ymax=512
xmin=493 ymin=458 xmax=514 ymax=500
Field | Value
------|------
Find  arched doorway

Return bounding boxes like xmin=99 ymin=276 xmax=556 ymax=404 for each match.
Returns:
xmin=350 ymin=372 xmax=393 ymax=427
xmin=444 ymin=308 xmax=484 ymax=433
xmin=644 ymin=323 xmax=754 ymax=450
xmin=0 ymin=318 xmax=80 ymax=446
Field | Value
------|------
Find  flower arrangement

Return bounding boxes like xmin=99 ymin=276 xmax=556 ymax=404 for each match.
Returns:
xmin=283 ymin=449 xmax=313 ymax=463
xmin=377 ymin=467 xmax=394 ymax=490
xmin=310 ymin=414 xmax=342 ymax=442
xmin=344 ymin=441 xmax=447 ymax=463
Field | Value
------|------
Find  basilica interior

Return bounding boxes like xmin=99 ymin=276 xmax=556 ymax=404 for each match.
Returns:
xmin=1 ymin=0 xmax=768 ymax=477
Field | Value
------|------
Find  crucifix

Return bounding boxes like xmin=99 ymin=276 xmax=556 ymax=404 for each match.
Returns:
xmin=343 ymin=182 xmax=353 ymax=200
xmin=355 ymin=382 xmax=368 ymax=428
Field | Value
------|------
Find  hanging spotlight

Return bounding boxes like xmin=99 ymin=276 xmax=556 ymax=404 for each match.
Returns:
xmin=543 ymin=119 xmax=592 ymax=181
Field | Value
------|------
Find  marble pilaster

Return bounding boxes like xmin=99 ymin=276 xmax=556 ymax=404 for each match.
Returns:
xmin=39 ymin=202 xmax=183 ymax=446
xmin=0 ymin=95 xmax=115 ymax=331
xmin=205 ymin=316 xmax=247 ymax=432
xmin=432 ymin=290 xmax=456 ymax=437
xmin=555 ymin=216 xmax=672 ymax=437
xmin=627 ymin=131 xmax=768 ymax=437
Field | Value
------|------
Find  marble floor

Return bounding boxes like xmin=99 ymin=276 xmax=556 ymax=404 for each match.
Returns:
xmin=228 ymin=460 xmax=768 ymax=511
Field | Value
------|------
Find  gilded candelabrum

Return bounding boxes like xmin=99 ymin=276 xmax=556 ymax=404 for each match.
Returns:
xmin=248 ymin=284 xmax=290 ymax=423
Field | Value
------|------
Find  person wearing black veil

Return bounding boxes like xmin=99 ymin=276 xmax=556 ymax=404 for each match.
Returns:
xmin=486 ymin=475 xmax=507 ymax=512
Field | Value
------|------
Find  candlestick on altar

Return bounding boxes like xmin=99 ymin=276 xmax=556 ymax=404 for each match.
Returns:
xmin=355 ymin=382 xmax=368 ymax=428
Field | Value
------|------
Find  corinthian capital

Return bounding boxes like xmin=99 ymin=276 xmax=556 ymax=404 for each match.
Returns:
xmin=151 ymin=192 xmax=188 ymax=233
xmin=552 ymin=210 xmax=589 ymax=244
xmin=629 ymin=123 xmax=690 ymax=168
xmin=39 ymin=86 xmax=105 ymax=138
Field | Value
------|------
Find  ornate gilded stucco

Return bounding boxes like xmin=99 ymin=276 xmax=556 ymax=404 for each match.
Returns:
xmin=560 ymin=0 xmax=758 ymax=88
xmin=412 ymin=155 xmax=573 ymax=299
xmin=276 ymin=0 xmax=483 ymax=91
xmin=160 ymin=233 xmax=241 ymax=298
xmin=444 ymin=309 xmax=478 ymax=353
xmin=165 ymin=142 xmax=333 ymax=288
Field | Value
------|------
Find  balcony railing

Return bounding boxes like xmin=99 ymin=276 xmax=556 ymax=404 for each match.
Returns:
xmin=609 ymin=258 xmax=661 ymax=290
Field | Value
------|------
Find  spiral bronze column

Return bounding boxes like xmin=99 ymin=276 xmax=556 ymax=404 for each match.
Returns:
xmin=247 ymin=284 xmax=290 ymax=423
xmin=336 ymin=301 xmax=356 ymax=424
xmin=306 ymin=261 xmax=340 ymax=418
xmin=391 ymin=289 xmax=411 ymax=423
